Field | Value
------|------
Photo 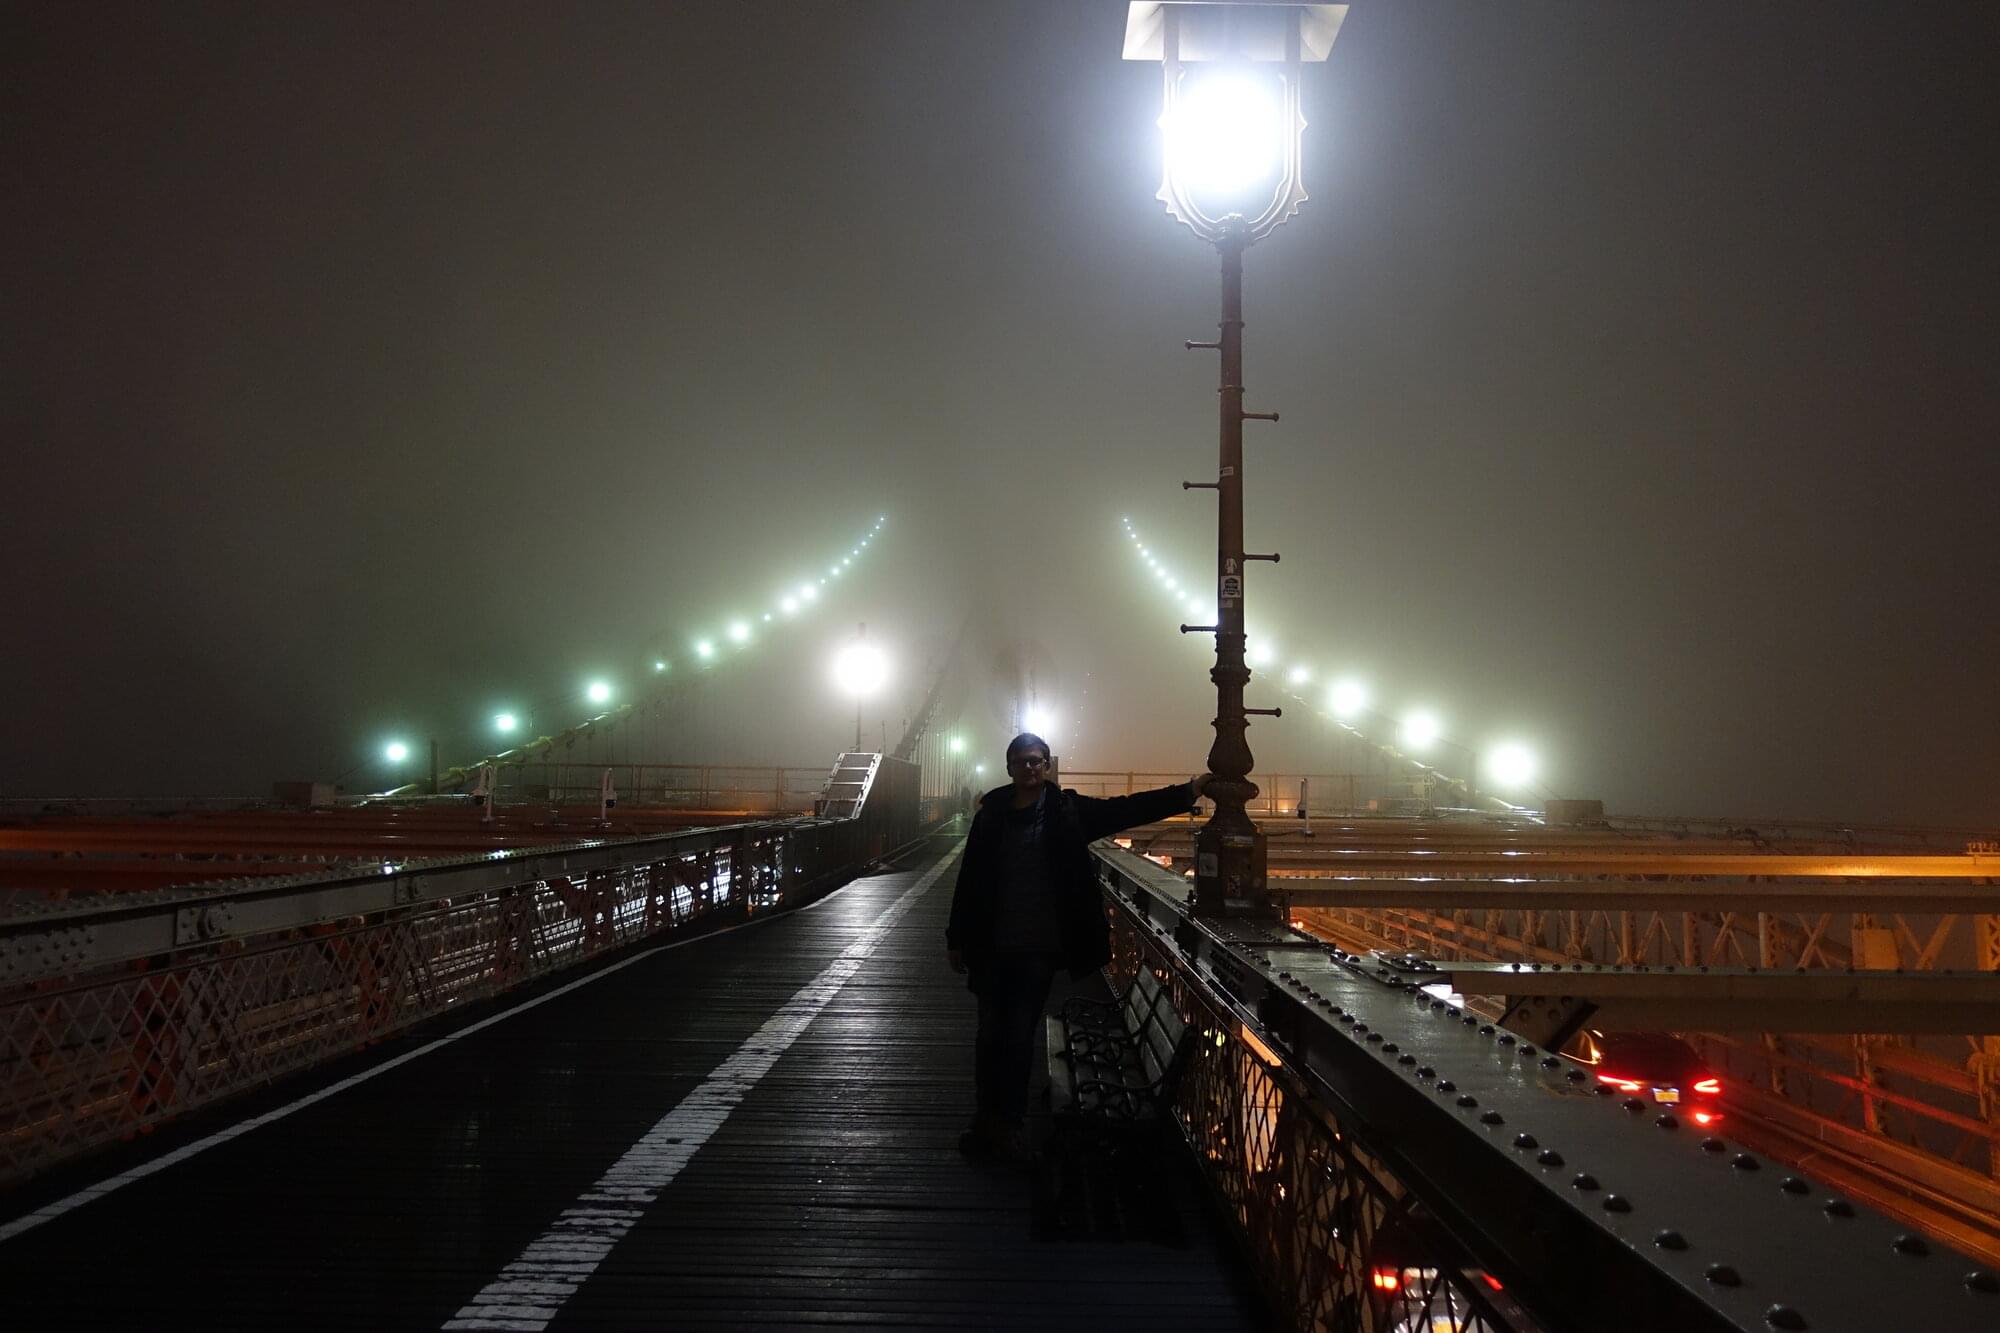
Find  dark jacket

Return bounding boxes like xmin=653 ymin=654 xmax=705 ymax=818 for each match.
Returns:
xmin=945 ymin=781 xmax=1197 ymax=989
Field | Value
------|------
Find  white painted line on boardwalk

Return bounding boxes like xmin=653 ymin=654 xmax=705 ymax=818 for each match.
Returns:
xmin=0 ymin=840 xmax=959 ymax=1247
xmin=442 ymin=843 xmax=964 ymax=1332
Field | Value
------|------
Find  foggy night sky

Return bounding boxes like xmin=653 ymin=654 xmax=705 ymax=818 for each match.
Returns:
xmin=6 ymin=2 xmax=1997 ymax=825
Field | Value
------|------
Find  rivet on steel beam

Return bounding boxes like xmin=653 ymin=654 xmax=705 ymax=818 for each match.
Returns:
xmin=1437 ymin=1080 xmax=1457 ymax=1092
xmin=1701 ymin=1138 xmax=1728 ymax=1154
xmin=1456 ymin=1095 xmax=1479 ymax=1108
xmin=1479 ymin=1110 xmax=1504 ymax=1126
xmin=1572 ymin=1173 xmax=1601 ymax=1191
xmin=1654 ymin=1229 xmax=1688 ymax=1251
xmin=1603 ymin=1195 xmax=1632 ymax=1214
xmin=1397 ymin=1053 xmax=1416 ymax=1066
xmin=1565 ymin=1068 xmax=1585 ymax=1081
xmin=1537 ymin=1149 xmax=1565 ymax=1167
xmin=1417 ymin=1066 xmax=1435 ymax=1079
xmin=1478 ymin=1024 xmax=1495 ymax=1036
xmin=1382 ymin=1041 xmax=1399 ymax=1053
xmin=1542 ymin=1057 xmax=1561 ymax=1070
xmin=1964 ymin=1270 xmax=1999 ymax=1294
xmin=1512 ymin=1133 xmax=1539 ymax=1150
xmin=1732 ymin=1154 xmax=1761 ymax=1171
xmin=1592 ymin=1086 xmax=1615 ymax=1097
xmin=1366 ymin=1032 xmax=1384 ymax=1044
xmin=1780 ymin=1176 xmax=1809 ymax=1195
xmin=1655 ymin=1113 xmax=1679 ymax=1130
xmin=1892 ymin=1233 xmax=1930 ymax=1257
xmin=1822 ymin=1199 xmax=1856 ymax=1218
xmin=1520 ymin=1044 xmax=1536 ymax=1055
xmin=1705 ymin=1263 xmax=1742 ymax=1287
xmin=1622 ymin=1097 xmax=1646 ymax=1113
xmin=1498 ymin=1034 xmax=1516 ymax=1046
xmin=1763 ymin=1304 xmax=1808 ymax=1330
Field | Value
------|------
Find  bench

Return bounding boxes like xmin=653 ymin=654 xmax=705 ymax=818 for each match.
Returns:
xmin=1043 ymin=963 xmax=1194 ymax=1135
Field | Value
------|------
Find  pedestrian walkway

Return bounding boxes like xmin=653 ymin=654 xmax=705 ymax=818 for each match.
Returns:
xmin=4 ymin=831 xmax=1261 ymax=1330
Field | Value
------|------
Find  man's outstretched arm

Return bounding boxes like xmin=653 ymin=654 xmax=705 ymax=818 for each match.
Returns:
xmin=1074 ymin=774 xmax=1210 ymax=844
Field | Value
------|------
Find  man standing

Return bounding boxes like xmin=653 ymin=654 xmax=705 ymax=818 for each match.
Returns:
xmin=945 ymin=731 xmax=1208 ymax=1162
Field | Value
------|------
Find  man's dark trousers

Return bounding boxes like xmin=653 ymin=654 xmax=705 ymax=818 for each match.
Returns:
xmin=974 ymin=950 xmax=1063 ymax=1121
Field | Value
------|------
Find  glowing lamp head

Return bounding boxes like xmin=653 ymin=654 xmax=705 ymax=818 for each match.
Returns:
xmin=1247 ymin=639 xmax=1276 ymax=668
xmin=1286 ymin=665 xmax=1310 ymax=686
xmin=1328 ymin=679 xmax=1367 ymax=719
xmin=1161 ymin=69 xmax=1286 ymax=209
xmin=653 ymin=660 xmax=667 ymax=673
xmin=831 ymin=641 xmax=890 ymax=698
xmin=383 ymin=740 xmax=410 ymax=764
xmin=586 ymin=680 xmax=612 ymax=706
xmin=1401 ymin=711 xmax=1442 ymax=752
xmin=780 ymin=597 xmax=798 ymax=615
xmin=1486 ymin=742 xmax=1538 ymax=790
xmin=694 ymin=640 xmax=715 ymax=660
xmin=727 ymin=621 xmax=751 ymax=644
xmin=800 ymin=584 xmax=818 ymax=602
xmin=1021 ymin=705 xmax=1057 ymax=740
xmin=948 ymin=735 xmax=965 ymax=754
xmin=494 ymin=713 xmax=518 ymax=734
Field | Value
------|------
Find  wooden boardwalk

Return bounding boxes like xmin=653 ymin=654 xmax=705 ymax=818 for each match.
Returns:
xmin=4 ymin=830 xmax=1261 ymax=1330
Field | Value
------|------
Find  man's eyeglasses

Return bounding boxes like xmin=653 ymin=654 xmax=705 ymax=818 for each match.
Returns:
xmin=1008 ymin=755 xmax=1049 ymax=769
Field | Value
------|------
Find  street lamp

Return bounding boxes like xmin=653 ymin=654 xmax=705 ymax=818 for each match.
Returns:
xmin=1128 ymin=3 xmax=1344 ymax=917
xmin=831 ymin=625 xmax=890 ymax=751
xmin=1127 ymin=4 xmax=1346 ymax=915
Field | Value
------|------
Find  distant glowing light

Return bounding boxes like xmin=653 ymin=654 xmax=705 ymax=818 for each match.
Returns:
xmin=1287 ymin=665 xmax=1310 ymax=686
xmin=975 ymin=763 xmax=986 ymax=776
xmin=832 ymin=641 xmax=890 ymax=697
xmin=383 ymin=740 xmax=410 ymax=764
xmin=1022 ymin=704 xmax=1057 ymax=739
xmin=586 ymin=680 xmax=612 ymax=705
xmin=1486 ymin=742 xmax=1538 ymax=790
xmin=1401 ymin=711 xmax=1442 ymax=751
xmin=728 ymin=621 xmax=751 ymax=643
xmin=800 ymin=584 xmax=818 ymax=602
xmin=948 ymin=735 xmax=965 ymax=754
xmin=494 ymin=713 xmax=518 ymax=733
xmin=695 ymin=640 xmax=715 ymax=659
xmin=1329 ymin=679 xmax=1367 ymax=719
xmin=1247 ymin=639 xmax=1276 ymax=667
xmin=653 ymin=659 xmax=667 ymax=672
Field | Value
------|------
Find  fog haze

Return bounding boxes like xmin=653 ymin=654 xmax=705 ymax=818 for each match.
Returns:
xmin=6 ymin=2 xmax=1996 ymax=825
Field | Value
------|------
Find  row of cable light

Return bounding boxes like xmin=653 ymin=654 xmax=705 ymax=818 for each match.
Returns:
xmin=379 ymin=517 xmax=888 ymax=764
xmin=1120 ymin=517 xmax=1540 ymax=793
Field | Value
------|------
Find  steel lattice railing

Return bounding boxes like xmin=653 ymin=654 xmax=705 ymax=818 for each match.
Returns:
xmin=1 ymin=812 xmax=898 ymax=1187
xmin=1103 ymin=891 xmax=1538 ymax=1333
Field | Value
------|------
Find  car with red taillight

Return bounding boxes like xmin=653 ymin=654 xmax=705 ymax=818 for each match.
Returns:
xmin=1560 ymin=1030 xmax=1724 ymax=1126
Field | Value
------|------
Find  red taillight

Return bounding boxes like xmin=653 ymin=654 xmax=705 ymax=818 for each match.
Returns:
xmin=1693 ymin=1077 xmax=1721 ymax=1095
xmin=1693 ymin=1110 xmax=1721 ymax=1126
xmin=1597 ymin=1073 xmax=1642 ymax=1092
xmin=1482 ymin=1273 xmax=1504 ymax=1291
xmin=1371 ymin=1268 xmax=1402 ymax=1293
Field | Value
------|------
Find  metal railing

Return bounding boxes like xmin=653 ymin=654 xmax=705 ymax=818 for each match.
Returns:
xmin=1092 ymin=846 xmax=1997 ymax=1332
xmin=0 ymin=758 xmax=923 ymax=1187
xmin=480 ymin=763 xmax=828 ymax=811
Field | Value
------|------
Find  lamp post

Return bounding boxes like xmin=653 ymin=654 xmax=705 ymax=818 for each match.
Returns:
xmin=1126 ymin=2 xmax=1345 ymax=918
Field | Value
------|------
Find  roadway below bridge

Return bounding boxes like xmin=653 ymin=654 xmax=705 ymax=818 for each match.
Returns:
xmin=1114 ymin=810 xmax=2000 ymax=1270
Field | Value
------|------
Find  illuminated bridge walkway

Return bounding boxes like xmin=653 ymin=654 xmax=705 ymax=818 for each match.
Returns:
xmin=2 ymin=829 xmax=1264 ymax=1331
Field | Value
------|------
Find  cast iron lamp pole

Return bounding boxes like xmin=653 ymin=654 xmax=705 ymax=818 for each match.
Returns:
xmin=1126 ymin=2 xmax=1345 ymax=918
